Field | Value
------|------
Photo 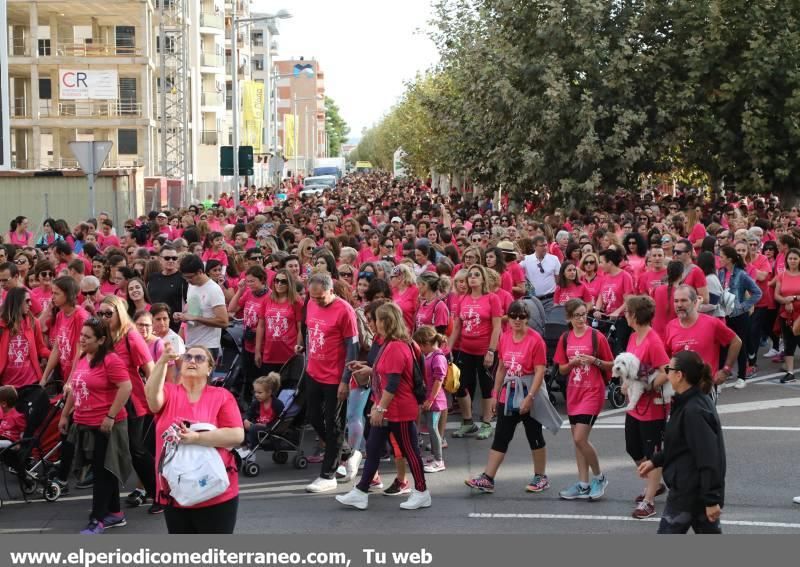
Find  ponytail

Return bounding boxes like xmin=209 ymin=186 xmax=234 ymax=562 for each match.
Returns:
xmin=698 ymin=363 xmax=713 ymax=395
xmin=412 ymin=325 xmax=445 ymax=347
xmin=673 ymin=350 xmax=713 ymax=394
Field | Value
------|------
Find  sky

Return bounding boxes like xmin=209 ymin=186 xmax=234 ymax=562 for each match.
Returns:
xmin=256 ymin=0 xmax=440 ymax=141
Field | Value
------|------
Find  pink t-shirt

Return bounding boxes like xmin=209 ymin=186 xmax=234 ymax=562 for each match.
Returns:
xmin=2 ymin=333 xmax=40 ymax=388
xmin=683 ymin=264 xmax=707 ymax=291
xmin=554 ymin=283 xmax=592 ymax=306
xmin=51 ymin=307 xmax=90 ymax=379
xmin=626 ymin=329 xmax=670 ymax=422
xmin=69 ymin=352 xmax=129 ymax=427
xmin=374 ymin=340 xmax=418 ymax=422
xmin=778 ymin=271 xmax=800 ymax=321
xmin=154 ymin=382 xmax=242 ymax=508
xmin=688 ymin=223 xmax=706 ymax=245
xmin=259 ymin=296 xmax=303 ymax=364
xmin=393 ymin=285 xmax=420 ymax=333
xmin=598 ymin=270 xmax=634 ymax=313
xmin=581 ymin=274 xmax=603 ymax=304
xmin=506 ymin=261 xmax=526 ymax=298
xmin=6 ymin=231 xmax=32 ymax=247
xmin=750 ymin=255 xmax=773 ymax=309
xmin=554 ymin=329 xmax=613 ymax=416
xmin=113 ymin=330 xmax=153 ymax=418
xmin=202 ymin=249 xmax=229 ymax=267
xmin=424 ymin=350 xmax=448 ymax=411
xmin=664 ymin=314 xmax=737 ymax=375
xmin=637 ymin=269 xmax=667 ymax=297
xmin=31 ymin=286 xmax=53 ymax=314
xmin=97 ymin=234 xmax=120 ymax=250
xmin=415 ymin=298 xmax=449 ymax=331
xmin=239 ymin=289 xmax=269 ymax=353
xmin=0 ymin=408 xmax=27 ymax=442
xmin=497 ymin=328 xmax=547 ymax=404
xmin=457 ymin=293 xmax=502 ymax=355
xmin=305 ymin=297 xmax=358 ymax=385
xmin=651 ymin=284 xmax=678 ymax=340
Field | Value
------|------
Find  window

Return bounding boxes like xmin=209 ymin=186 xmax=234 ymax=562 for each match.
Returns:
xmin=118 ymin=130 xmax=138 ymax=155
xmin=119 ymin=78 xmax=137 ymax=115
xmin=39 ymin=79 xmax=52 ymax=100
xmin=38 ymin=39 xmax=51 ymax=56
xmin=115 ymin=26 xmax=135 ymax=55
xmin=156 ymin=35 xmax=175 ymax=54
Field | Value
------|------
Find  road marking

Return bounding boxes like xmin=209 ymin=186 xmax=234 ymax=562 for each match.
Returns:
xmin=0 ymin=528 xmax=53 ymax=533
xmin=468 ymin=512 xmax=800 ymax=529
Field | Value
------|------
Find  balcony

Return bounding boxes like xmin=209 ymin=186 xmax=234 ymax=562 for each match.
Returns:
xmin=56 ymin=43 xmax=142 ymax=57
xmin=55 ymin=101 xmax=144 ymax=118
xmin=200 ymin=12 xmax=224 ymax=30
xmin=201 ymin=92 xmax=224 ymax=106
xmin=11 ymin=38 xmax=29 ymax=56
xmin=201 ymin=52 xmax=223 ymax=67
xmin=12 ymin=98 xmax=30 ymax=118
xmin=201 ymin=130 xmax=219 ymax=145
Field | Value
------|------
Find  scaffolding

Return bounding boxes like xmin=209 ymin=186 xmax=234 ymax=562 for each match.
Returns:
xmin=158 ymin=0 xmax=190 ymax=205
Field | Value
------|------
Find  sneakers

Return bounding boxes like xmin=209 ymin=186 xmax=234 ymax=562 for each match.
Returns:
xmin=559 ymin=482 xmax=590 ymax=500
xmin=589 ymin=475 xmax=608 ymax=500
xmin=235 ymin=447 xmax=255 ymax=463
xmin=452 ymin=422 xmax=479 ymax=438
xmin=423 ymin=460 xmax=446 ymax=473
xmin=632 ymin=500 xmax=656 ymax=519
xmin=383 ymin=478 xmax=411 ymax=496
xmin=126 ymin=488 xmax=147 ymax=508
xmin=148 ymin=503 xmax=165 ymax=515
xmin=80 ymin=519 xmax=105 ymax=535
xmin=101 ymin=513 xmax=127 ymax=530
xmin=746 ymin=365 xmax=758 ymax=378
xmin=763 ymin=348 xmax=780 ymax=358
xmin=305 ymin=476 xmax=338 ymax=493
xmin=793 ymin=495 xmax=800 ymax=504
xmin=75 ymin=471 xmax=94 ymax=490
xmin=733 ymin=378 xmax=747 ymax=390
xmin=400 ymin=489 xmax=432 ymax=510
xmin=344 ymin=450 xmax=362 ymax=482
xmin=780 ymin=372 xmax=796 ymax=384
xmin=307 ymin=448 xmax=325 ymax=464
xmin=335 ymin=487 xmax=369 ymax=510
xmin=369 ymin=474 xmax=384 ymax=491
xmin=525 ymin=474 xmax=550 ymax=493
xmin=636 ymin=483 xmax=667 ymax=503
xmin=772 ymin=353 xmax=785 ymax=364
xmin=475 ymin=422 xmax=493 ymax=440
xmin=465 ymin=473 xmax=495 ymax=494
xmin=335 ymin=465 xmax=347 ymax=481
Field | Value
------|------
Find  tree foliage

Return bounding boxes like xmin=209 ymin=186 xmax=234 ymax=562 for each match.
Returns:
xmin=324 ymin=96 xmax=350 ymax=157
xmin=354 ymin=0 xmax=800 ymax=203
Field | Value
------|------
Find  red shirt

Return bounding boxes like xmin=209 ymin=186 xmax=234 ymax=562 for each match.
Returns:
xmin=2 ymin=333 xmax=40 ymax=388
xmin=664 ymin=314 xmax=737 ymax=375
xmin=778 ymin=271 xmax=800 ymax=321
xmin=598 ymin=270 xmax=634 ymax=313
xmin=637 ymin=269 xmax=667 ymax=297
xmin=506 ymin=261 xmax=526 ymax=298
xmin=239 ymin=289 xmax=269 ymax=353
xmin=154 ymin=382 xmax=242 ymax=508
xmin=554 ymin=283 xmax=592 ymax=306
xmin=554 ymin=329 xmax=612 ymax=416
xmin=688 ymin=223 xmax=706 ymax=246
xmin=97 ymin=233 xmax=120 ymax=250
xmin=497 ymin=328 xmax=546 ymax=403
xmin=202 ymin=249 xmax=229 ymax=267
xmin=305 ymin=297 xmax=358 ymax=385
xmin=69 ymin=352 xmax=130 ymax=427
xmin=373 ymin=340 xmax=418 ymax=422
xmin=626 ymin=328 xmax=671 ymax=422
xmin=113 ymin=330 xmax=153 ymax=418
xmin=0 ymin=408 xmax=26 ymax=442
xmin=652 ymin=284 xmax=678 ymax=340
xmin=51 ymin=307 xmax=90 ymax=379
xmin=415 ymin=298 xmax=449 ymax=331
xmin=457 ymin=293 xmax=502 ymax=355
xmin=581 ymin=274 xmax=603 ymax=304
xmin=683 ymin=264 xmax=707 ymax=291
xmin=393 ymin=285 xmax=420 ymax=333
xmin=750 ymin=255 xmax=774 ymax=309
xmin=31 ymin=286 xmax=53 ymax=314
xmin=259 ymin=296 xmax=304 ymax=364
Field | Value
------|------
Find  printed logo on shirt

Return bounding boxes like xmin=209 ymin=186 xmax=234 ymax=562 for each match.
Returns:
xmin=505 ymin=352 xmax=523 ymax=376
xmin=266 ymin=310 xmax=289 ymax=338
xmin=8 ymin=335 xmax=29 ymax=366
xmin=307 ymin=322 xmax=326 ymax=355
xmin=243 ymin=303 xmax=259 ymax=329
xmin=71 ymin=373 xmax=90 ymax=408
xmin=57 ymin=328 xmax=72 ymax=362
xmin=601 ymin=286 xmax=617 ymax=311
xmin=463 ymin=304 xmax=481 ymax=334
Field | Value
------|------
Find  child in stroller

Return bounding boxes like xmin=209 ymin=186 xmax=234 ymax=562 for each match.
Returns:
xmin=0 ymin=386 xmax=27 ymax=450
xmin=241 ymin=373 xmax=284 ymax=453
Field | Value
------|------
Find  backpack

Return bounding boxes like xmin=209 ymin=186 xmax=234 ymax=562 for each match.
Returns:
xmin=436 ymin=351 xmax=461 ymax=394
xmin=158 ymin=422 xmax=230 ymax=507
xmin=406 ymin=342 xmax=428 ymax=404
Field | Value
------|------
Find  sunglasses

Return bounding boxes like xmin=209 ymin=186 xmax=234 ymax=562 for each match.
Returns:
xmin=97 ymin=310 xmax=115 ymax=319
xmin=340 ymin=272 xmax=353 ymax=278
xmin=358 ymin=272 xmax=375 ymax=280
xmin=508 ymin=313 xmax=527 ymax=321
xmin=673 ymin=249 xmax=688 ymax=255
xmin=83 ymin=288 xmax=99 ymax=296
xmin=584 ymin=260 xmax=596 ymax=265
xmin=39 ymin=272 xmax=53 ymax=278
xmin=182 ymin=353 xmax=209 ymax=364
xmin=14 ymin=259 xmax=27 ymax=265
xmin=664 ymin=365 xmax=680 ymax=373
xmin=537 ymin=263 xmax=544 ymax=274
xmin=161 ymin=256 xmax=178 ymax=261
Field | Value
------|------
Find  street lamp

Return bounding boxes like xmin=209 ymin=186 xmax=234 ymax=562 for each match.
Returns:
xmin=292 ymin=94 xmax=322 ymax=179
xmin=231 ymin=6 xmax=291 ymax=208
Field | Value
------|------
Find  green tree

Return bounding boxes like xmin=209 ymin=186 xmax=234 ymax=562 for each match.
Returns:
xmin=324 ymin=96 xmax=350 ymax=157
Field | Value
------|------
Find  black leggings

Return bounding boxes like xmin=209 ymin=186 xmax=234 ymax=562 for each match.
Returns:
xmin=748 ymin=307 xmax=773 ymax=363
xmin=782 ymin=319 xmax=800 ymax=357
xmin=303 ymin=375 xmax=347 ymax=479
xmin=725 ymin=313 xmax=750 ymax=380
xmin=455 ymin=351 xmax=493 ymax=400
xmin=164 ymin=496 xmax=239 ymax=534
xmin=356 ymin=421 xmax=426 ymax=493
xmin=657 ymin=499 xmax=721 ymax=534
xmin=88 ymin=428 xmax=121 ymax=521
xmin=127 ymin=414 xmax=156 ymax=497
xmin=491 ymin=404 xmax=545 ymax=453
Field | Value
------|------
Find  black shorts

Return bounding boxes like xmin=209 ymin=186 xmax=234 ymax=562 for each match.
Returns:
xmin=625 ymin=414 xmax=665 ymax=462
xmin=568 ymin=414 xmax=598 ymax=426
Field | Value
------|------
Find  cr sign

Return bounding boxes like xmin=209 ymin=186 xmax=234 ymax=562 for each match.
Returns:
xmin=59 ymin=70 xmax=118 ymax=100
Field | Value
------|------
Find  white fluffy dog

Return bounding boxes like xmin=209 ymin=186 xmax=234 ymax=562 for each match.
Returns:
xmin=611 ymin=352 xmax=674 ymax=411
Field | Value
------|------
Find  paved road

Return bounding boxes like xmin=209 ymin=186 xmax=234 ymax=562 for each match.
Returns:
xmin=2 ymin=363 xmax=799 ymax=534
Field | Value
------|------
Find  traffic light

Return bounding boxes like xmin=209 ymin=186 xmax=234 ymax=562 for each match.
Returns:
xmin=220 ymin=146 xmax=254 ymax=176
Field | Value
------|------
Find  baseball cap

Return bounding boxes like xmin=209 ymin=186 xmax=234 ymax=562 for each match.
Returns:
xmin=157 ymin=212 xmax=168 ymax=218
xmin=391 ymin=216 xmax=403 ymax=223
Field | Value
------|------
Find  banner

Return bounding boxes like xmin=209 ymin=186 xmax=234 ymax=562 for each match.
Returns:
xmin=0 ymin=0 xmax=10 ymax=170
xmin=241 ymin=80 xmax=264 ymax=153
xmin=284 ymin=113 xmax=296 ymax=158
xmin=59 ymin=69 xmax=118 ymax=100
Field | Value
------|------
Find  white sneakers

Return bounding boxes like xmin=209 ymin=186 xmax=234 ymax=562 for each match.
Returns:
xmin=344 ymin=450 xmax=362 ymax=482
xmin=763 ymin=348 xmax=780 ymax=358
xmin=423 ymin=460 xmax=446 ymax=473
xmin=793 ymin=495 xmax=800 ymax=504
xmin=305 ymin=476 xmax=338 ymax=493
xmin=733 ymin=378 xmax=747 ymax=390
xmin=399 ymin=489 xmax=432 ymax=510
xmin=336 ymin=488 xmax=369 ymax=510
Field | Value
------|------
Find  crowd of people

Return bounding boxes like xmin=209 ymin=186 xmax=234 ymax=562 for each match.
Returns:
xmin=1 ymin=171 xmax=798 ymax=535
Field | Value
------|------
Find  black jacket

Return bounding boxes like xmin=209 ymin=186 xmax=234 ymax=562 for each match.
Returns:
xmin=652 ymin=386 xmax=726 ymax=509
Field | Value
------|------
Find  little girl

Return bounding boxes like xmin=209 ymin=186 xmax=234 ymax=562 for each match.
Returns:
xmin=201 ymin=231 xmax=229 ymax=274
xmin=413 ymin=326 xmax=448 ymax=473
xmin=242 ymin=373 xmax=284 ymax=450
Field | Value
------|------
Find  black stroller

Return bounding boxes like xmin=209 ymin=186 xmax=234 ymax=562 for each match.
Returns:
xmin=589 ymin=315 xmax=627 ymax=409
xmin=543 ymin=305 xmax=569 ymax=404
xmin=0 ymin=386 xmax=66 ymax=508
xmin=211 ymin=320 xmax=246 ymax=408
xmin=240 ymin=354 xmax=309 ymax=477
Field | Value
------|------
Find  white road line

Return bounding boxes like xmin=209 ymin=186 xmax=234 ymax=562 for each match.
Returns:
xmin=0 ymin=528 xmax=53 ymax=533
xmin=445 ymin=421 xmax=800 ymax=432
xmin=468 ymin=512 xmax=800 ymax=529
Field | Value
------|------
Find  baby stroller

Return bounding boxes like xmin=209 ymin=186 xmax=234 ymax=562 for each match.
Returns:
xmin=240 ymin=354 xmax=309 ymax=477
xmin=543 ymin=306 xmax=569 ymax=404
xmin=589 ymin=315 xmax=626 ymax=409
xmin=211 ymin=320 xmax=246 ymax=408
xmin=0 ymin=386 xmax=66 ymax=508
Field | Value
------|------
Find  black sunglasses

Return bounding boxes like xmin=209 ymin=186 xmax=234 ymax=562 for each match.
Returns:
xmin=664 ymin=365 xmax=680 ymax=373
xmin=508 ymin=313 xmax=527 ymax=320
xmin=274 ymin=278 xmax=289 ymax=285
xmin=83 ymin=288 xmax=99 ymax=296
xmin=537 ymin=263 xmax=544 ymax=273
xmin=358 ymin=272 xmax=375 ymax=280
xmin=97 ymin=310 xmax=115 ymax=319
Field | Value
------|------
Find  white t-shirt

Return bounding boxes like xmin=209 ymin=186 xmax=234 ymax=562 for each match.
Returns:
xmin=521 ymin=253 xmax=561 ymax=297
xmin=185 ymin=278 xmax=226 ymax=349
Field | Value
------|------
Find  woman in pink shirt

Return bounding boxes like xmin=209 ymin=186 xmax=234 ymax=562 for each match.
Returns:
xmin=57 ymin=318 xmax=132 ymax=534
xmin=554 ymin=261 xmax=592 ymax=306
xmin=389 ymin=264 xmax=420 ymax=334
xmin=0 ymin=288 xmax=50 ymax=388
xmin=579 ymin=253 xmax=603 ymax=304
xmin=145 ymin=343 xmax=244 ymax=533
xmin=6 ymin=216 xmax=34 ymax=247
xmin=40 ymin=277 xmax=89 ymax=386
xmin=31 ymin=261 xmax=55 ymax=315
xmin=554 ymin=299 xmax=613 ymax=502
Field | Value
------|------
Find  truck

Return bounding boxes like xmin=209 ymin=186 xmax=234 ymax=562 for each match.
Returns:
xmin=312 ymin=157 xmax=346 ymax=180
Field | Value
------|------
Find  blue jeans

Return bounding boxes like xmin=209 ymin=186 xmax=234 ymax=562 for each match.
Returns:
xmin=346 ymin=387 xmax=371 ymax=453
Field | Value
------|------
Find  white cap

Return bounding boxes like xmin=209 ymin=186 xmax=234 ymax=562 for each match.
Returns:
xmin=391 ymin=216 xmax=403 ymax=223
